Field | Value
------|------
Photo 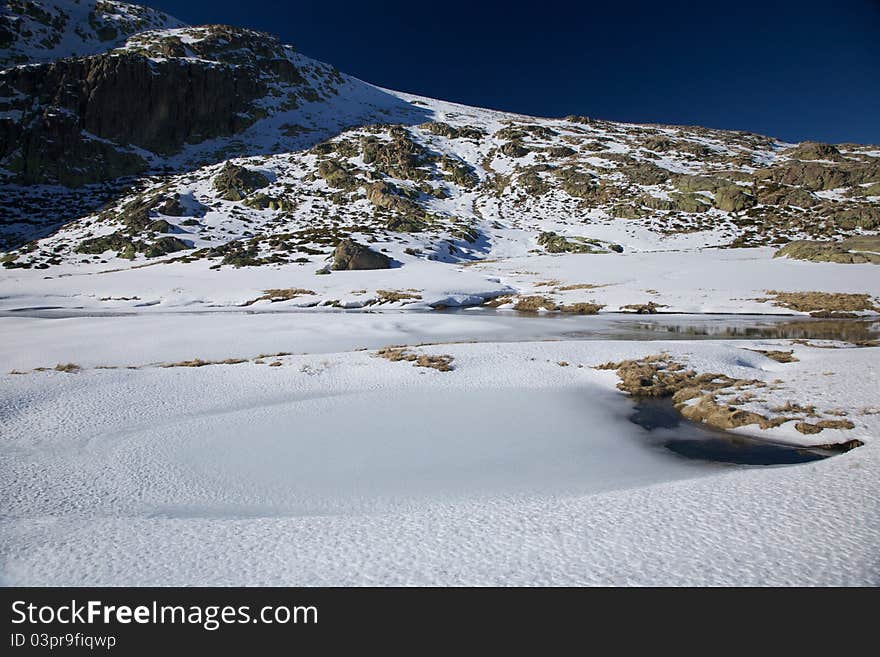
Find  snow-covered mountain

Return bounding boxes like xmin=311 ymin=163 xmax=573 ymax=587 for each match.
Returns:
xmin=0 ymin=0 xmax=184 ymax=66
xmin=1 ymin=1 xmax=878 ymax=314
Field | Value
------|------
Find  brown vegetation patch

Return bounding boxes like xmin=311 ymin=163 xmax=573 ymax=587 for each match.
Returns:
xmin=374 ymin=289 xmax=423 ymax=304
xmin=794 ymin=419 xmax=855 ymax=435
xmin=620 ymin=301 xmax=667 ymax=314
xmin=596 ymin=354 xmax=855 ymax=435
xmin=747 ymin=349 xmax=799 ymax=363
xmin=244 ymin=288 xmax=315 ymax=305
xmin=559 ymin=302 xmax=604 ymax=314
xmin=556 ymin=283 xmax=608 ymax=291
xmin=513 ymin=296 xmax=558 ymax=312
xmin=161 ymin=358 xmax=248 ymax=368
xmin=762 ymin=290 xmax=879 ymax=315
xmin=375 ymin=347 xmax=454 ymax=371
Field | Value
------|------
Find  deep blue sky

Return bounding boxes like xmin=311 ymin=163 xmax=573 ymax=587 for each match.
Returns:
xmin=148 ymin=0 xmax=880 ymax=144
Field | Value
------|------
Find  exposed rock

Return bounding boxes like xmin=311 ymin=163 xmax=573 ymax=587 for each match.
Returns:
xmin=421 ymin=122 xmax=486 ymax=140
xmin=674 ymin=174 xmax=728 ymax=193
xmin=622 ymin=162 xmax=671 ymax=185
xmin=212 ymin=163 xmax=270 ymax=201
xmin=546 ymin=145 xmax=576 ymax=158
xmin=361 ymin=130 xmax=430 ymax=180
xmin=756 ymin=184 xmax=820 ymax=208
xmin=317 ymin=160 xmax=357 ymax=190
xmin=75 ymin=232 xmax=136 ymax=258
xmin=142 ymin=236 xmax=189 ymax=258
xmin=755 ymin=159 xmax=880 ymax=191
xmin=774 ymin=237 xmax=880 ymax=264
xmin=538 ymin=231 xmax=605 ymax=254
xmin=553 ymin=168 xmax=598 ymax=198
xmin=365 ymin=181 xmax=420 ymax=214
xmin=386 ymin=215 xmax=427 ymax=232
xmin=332 ymin=238 xmax=392 ymax=270
xmin=787 ymin=142 xmax=841 ymax=161
xmin=714 ymin=185 xmax=755 ymax=212
xmin=157 ymin=195 xmax=184 ymax=216
xmin=0 ymin=25 xmax=315 ymax=185
xmin=500 ymin=141 xmax=530 ymax=158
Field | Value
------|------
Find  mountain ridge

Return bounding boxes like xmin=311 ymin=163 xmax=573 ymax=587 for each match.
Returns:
xmin=0 ymin=1 xmax=878 ymax=317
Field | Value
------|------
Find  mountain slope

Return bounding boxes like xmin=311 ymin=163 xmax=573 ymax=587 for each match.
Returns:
xmin=0 ymin=0 xmax=184 ymax=66
xmin=0 ymin=22 xmax=429 ymax=248
xmin=0 ymin=2 xmax=878 ymax=316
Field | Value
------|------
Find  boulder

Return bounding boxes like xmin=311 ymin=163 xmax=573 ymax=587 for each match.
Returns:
xmin=714 ymin=185 xmax=755 ymax=212
xmin=212 ymin=163 xmax=269 ymax=201
xmin=332 ymin=239 xmax=392 ymax=270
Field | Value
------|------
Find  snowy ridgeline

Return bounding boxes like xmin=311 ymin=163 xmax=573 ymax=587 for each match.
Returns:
xmin=1 ymin=6 xmax=878 ymax=319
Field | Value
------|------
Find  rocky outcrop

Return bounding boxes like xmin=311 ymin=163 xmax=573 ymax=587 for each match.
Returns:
xmin=786 ymin=141 xmax=841 ymax=161
xmin=332 ymin=238 xmax=393 ymax=270
xmin=1 ymin=52 xmax=262 ymax=184
xmin=774 ymin=237 xmax=880 ymax=264
xmin=714 ymin=185 xmax=755 ymax=212
xmin=212 ymin=163 xmax=270 ymax=201
xmin=0 ymin=25 xmax=310 ymax=185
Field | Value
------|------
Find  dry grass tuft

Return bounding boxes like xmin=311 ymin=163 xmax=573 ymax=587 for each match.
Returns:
xmin=747 ymin=349 xmax=799 ymax=363
xmin=161 ymin=358 xmax=247 ymax=368
xmin=513 ymin=296 xmax=558 ymax=312
xmin=244 ymin=288 xmax=315 ymax=305
xmin=556 ymin=283 xmax=608 ymax=291
xmin=559 ymin=302 xmax=604 ymax=314
xmin=375 ymin=289 xmax=423 ymax=304
xmin=620 ymin=301 xmax=667 ymax=314
xmin=375 ymin=347 xmax=454 ymax=371
xmin=762 ymin=290 xmax=879 ymax=315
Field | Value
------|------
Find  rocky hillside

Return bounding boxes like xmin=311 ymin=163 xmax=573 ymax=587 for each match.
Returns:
xmin=0 ymin=0 xmax=183 ymax=66
xmin=1 ymin=20 xmax=428 ymax=249
xmin=1 ymin=1 xmax=878 ymax=276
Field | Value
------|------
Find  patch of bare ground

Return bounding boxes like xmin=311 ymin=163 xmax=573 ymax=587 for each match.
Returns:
xmin=512 ymin=296 xmax=558 ymax=312
xmin=595 ymin=354 xmax=859 ymax=438
xmin=758 ymin=290 xmax=879 ymax=316
xmin=747 ymin=349 xmax=799 ymax=363
xmin=794 ymin=420 xmax=856 ymax=434
xmin=460 ymin=259 xmax=501 ymax=267
xmin=484 ymin=295 xmax=603 ymax=314
xmin=243 ymin=288 xmax=315 ymax=305
xmin=556 ymin=283 xmax=608 ymax=292
xmin=375 ymin=347 xmax=454 ymax=371
xmin=161 ymin=358 xmax=248 ymax=368
xmin=51 ymin=363 xmax=80 ymax=373
xmin=372 ymin=289 xmax=423 ymax=304
xmin=620 ymin=301 xmax=667 ymax=314
xmin=559 ymin=302 xmax=603 ymax=314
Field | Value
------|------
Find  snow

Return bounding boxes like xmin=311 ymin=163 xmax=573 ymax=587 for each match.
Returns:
xmin=2 ymin=246 xmax=878 ymax=316
xmin=1 ymin=314 xmax=878 ymax=586
xmin=2 ymin=2 xmax=878 ymax=587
